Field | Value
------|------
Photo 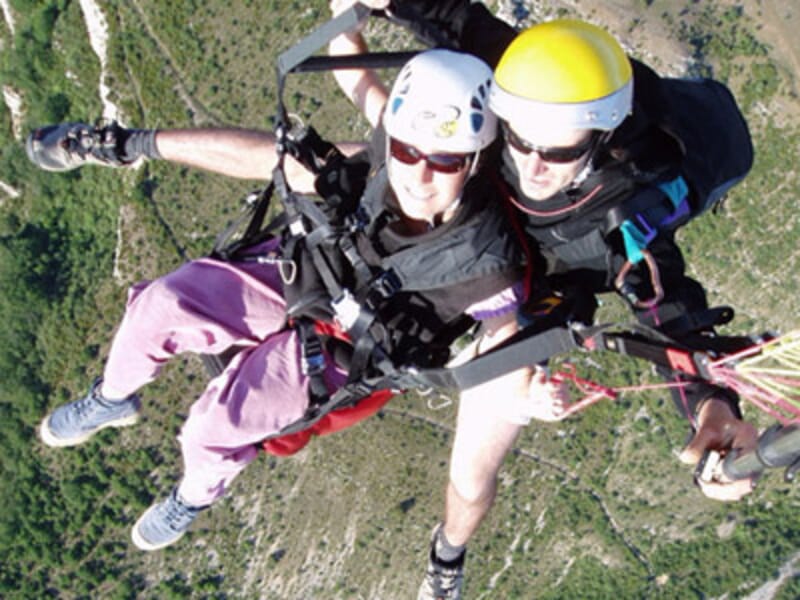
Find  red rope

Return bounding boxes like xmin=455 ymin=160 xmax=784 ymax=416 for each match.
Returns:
xmin=552 ymin=364 xmax=693 ymax=417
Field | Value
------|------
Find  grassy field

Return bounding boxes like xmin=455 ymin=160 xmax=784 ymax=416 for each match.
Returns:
xmin=0 ymin=0 xmax=798 ymax=598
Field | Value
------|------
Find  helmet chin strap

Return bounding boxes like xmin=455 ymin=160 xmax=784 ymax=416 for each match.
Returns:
xmin=467 ymin=148 xmax=482 ymax=178
xmin=566 ymin=130 xmax=613 ymax=191
xmin=433 ymin=197 xmax=461 ymax=227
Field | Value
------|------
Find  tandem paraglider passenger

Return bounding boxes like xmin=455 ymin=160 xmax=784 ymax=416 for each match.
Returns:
xmin=27 ymin=46 xmax=565 ymax=556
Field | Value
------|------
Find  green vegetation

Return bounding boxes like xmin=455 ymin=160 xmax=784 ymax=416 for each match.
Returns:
xmin=0 ymin=0 xmax=798 ymax=598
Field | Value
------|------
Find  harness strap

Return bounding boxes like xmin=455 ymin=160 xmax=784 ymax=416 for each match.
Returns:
xmin=406 ymin=326 xmax=581 ymax=391
xmin=277 ymin=4 xmax=374 ymax=78
xmin=296 ymin=318 xmax=329 ymax=408
xmin=605 ymin=186 xmax=676 ymax=234
xmin=211 ymin=182 xmax=277 ymax=260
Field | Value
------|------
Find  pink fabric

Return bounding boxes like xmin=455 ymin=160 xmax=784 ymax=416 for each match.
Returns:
xmin=101 ymin=238 xmax=518 ymax=507
xmin=101 ymin=240 xmax=345 ymax=506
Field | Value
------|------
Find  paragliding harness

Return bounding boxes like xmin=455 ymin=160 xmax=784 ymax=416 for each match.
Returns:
xmin=205 ymin=5 xmax=800 ymax=479
xmin=208 ymin=5 xmax=517 ymax=442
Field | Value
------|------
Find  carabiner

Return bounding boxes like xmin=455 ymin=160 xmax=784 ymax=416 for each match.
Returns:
xmin=614 ymin=248 xmax=664 ymax=309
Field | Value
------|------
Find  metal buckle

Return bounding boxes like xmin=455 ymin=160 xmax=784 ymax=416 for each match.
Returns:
xmin=277 ymin=258 xmax=297 ymax=285
xmin=345 ymin=206 xmax=369 ymax=232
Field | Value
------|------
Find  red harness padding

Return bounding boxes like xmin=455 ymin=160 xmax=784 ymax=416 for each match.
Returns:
xmin=262 ymin=318 xmax=395 ymax=456
xmin=261 ymin=389 xmax=395 ymax=456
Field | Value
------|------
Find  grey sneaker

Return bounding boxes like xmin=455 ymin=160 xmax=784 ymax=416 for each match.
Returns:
xmin=26 ymin=121 xmax=132 ymax=172
xmin=131 ymin=488 xmax=206 ymax=551
xmin=417 ymin=526 xmax=465 ymax=600
xmin=39 ymin=378 xmax=140 ymax=447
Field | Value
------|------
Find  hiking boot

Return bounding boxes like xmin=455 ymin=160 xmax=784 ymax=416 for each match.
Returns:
xmin=131 ymin=488 xmax=206 ymax=551
xmin=417 ymin=526 xmax=465 ymax=600
xmin=39 ymin=378 xmax=140 ymax=447
xmin=26 ymin=121 xmax=133 ymax=172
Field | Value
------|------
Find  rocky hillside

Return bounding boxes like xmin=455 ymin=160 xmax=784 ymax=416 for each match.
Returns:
xmin=0 ymin=1 xmax=798 ymax=598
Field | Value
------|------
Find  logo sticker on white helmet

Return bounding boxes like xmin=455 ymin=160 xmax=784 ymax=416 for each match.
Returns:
xmin=408 ymin=106 xmax=461 ymax=139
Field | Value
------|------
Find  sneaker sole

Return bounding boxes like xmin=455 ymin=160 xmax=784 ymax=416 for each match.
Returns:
xmin=38 ymin=412 xmax=140 ymax=448
xmin=131 ymin=505 xmax=187 ymax=551
xmin=25 ymin=131 xmax=77 ymax=172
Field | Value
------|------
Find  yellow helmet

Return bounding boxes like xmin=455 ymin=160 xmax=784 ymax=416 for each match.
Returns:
xmin=489 ymin=19 xmax=633 ymax=138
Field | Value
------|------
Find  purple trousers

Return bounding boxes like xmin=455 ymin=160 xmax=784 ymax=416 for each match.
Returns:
xmin=102 ymin=241 xmax=344 ymax=506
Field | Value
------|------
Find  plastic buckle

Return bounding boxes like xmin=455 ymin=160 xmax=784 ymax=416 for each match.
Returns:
xmin=346 ymin=205 xmax=369 ymax=232
xmin=301 ymin=351 xmax=325 ymax=376
xmin=373 ymin=269 xmax=401 ymax=298
xmin=331 ymin=290 xmax=361 ymax=331
xmin=288 ymin=216 xmax=307 ymax=236
xmin=300 ymin=331 xmax=325 ymax=376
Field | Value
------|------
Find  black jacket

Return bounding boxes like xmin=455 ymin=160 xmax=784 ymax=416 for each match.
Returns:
xmin=284 ymin=129 xmax=523 ymax=372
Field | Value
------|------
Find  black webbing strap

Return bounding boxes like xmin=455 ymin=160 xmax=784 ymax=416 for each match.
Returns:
xmin=267 ymin=379 xmax=386 ymax=439
xmin=211 ymin=182 xmax=276 ymax=260
xmin=277 ymin=4 xmax=373 ymax=78
xmin=288 ymin=51 xmax=420 ymax=74
xmin=286 ymin=194 xmax=390 ymax=387
xmin=406 ymin=326 xmax=581 ymax=392
xmin=277 ymin=5 xmax=418 ymax=77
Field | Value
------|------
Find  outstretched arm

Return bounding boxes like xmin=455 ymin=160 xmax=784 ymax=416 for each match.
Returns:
xmin=154 ymin=127 xmax=293 ymax=181
xmin=328 ymin=0 xmax=390 ymax=128
xmin=154 ymin=128 xmax=368 ymax=192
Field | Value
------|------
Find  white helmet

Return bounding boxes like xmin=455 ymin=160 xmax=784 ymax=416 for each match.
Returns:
xmin=383 ymin=49 xmax=497 ymax=153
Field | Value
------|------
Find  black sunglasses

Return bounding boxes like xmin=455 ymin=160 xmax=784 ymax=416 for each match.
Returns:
xmin=389 ymin=138 xmax=474 ymax=174
xmin=502 ymin=123 xmax=598 ymax=164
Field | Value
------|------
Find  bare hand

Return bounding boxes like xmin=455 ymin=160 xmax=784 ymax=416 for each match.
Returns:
xmin=524 ymin=367 xmax=572 ymax=422
xmin=679 ymin=397 xmax=759 ymax=501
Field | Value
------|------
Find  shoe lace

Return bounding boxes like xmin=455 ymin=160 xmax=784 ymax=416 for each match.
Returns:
xmin=63 ymin=121 xmax=124 ymax=164
xmin=72 ymin=383 xmax=110 ymax=418
xmin=163 ymin=494 xmax=199 ymax=531
xmin=427 ymin=557 xmax=463 ymax=595
xmin=72 ymin=394 xmax=100 ymax=418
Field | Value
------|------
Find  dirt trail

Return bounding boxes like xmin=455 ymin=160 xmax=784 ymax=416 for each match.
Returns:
xmin=2 ymin=85 xmax=23 ymax=139
xmin=0 ymin=0 xmax=14 ymax=35
xmin=127 ymin=0 xmax=221 ymax=125
xmin=78 ymin=0 xmax=121 ymax=121
xmin=741 ymin=551 xmax=800 ymax=600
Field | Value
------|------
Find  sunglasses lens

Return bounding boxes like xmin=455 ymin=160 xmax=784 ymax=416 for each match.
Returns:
xmin=426 ymin=153 xmax=469 ymax=173
xmin=504 ymin=125 xmax=595 ymax=164
xmin=389 ymin=138 xmax=471 ymax=174
xmin=389 ymin=138 xmax=421 ymax=165
xmin=505 ymin=128 xmax=532 ymax=155
xmin=538 ymin=146 xmax=591 ymax=163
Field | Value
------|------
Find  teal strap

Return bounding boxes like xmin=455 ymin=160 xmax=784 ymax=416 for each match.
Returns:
xmin=620 ymin=220 xmax=651 ymax=264
xmin=658 ymin=175 xmax=689 ymax=209
xmin=620 ymin=176 xmax=689 ymax=263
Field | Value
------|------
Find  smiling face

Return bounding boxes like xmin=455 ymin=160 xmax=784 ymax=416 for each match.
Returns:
xmin=386 ymin=137 xmax=473 ymax=225
xmin=504 ymin=124 xmax=596 ymax=201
